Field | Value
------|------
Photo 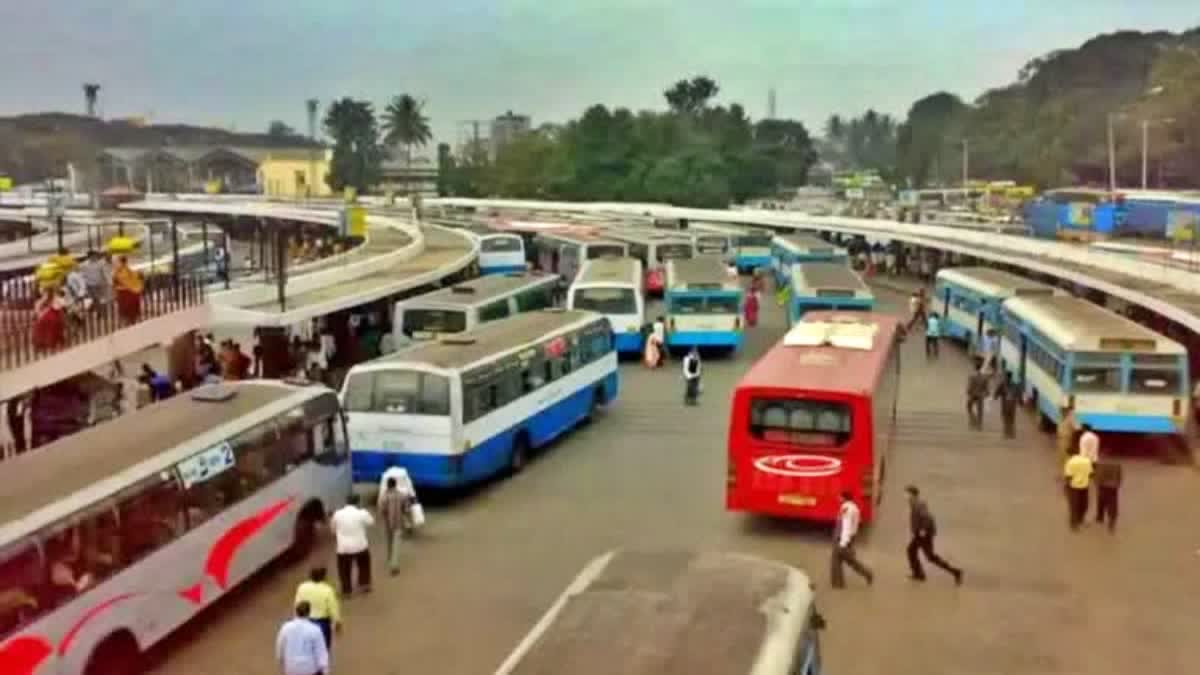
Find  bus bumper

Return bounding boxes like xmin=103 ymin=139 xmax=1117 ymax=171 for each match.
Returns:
xmin=614 ymin=332 xmax=645 ymax=354
xmin=1074 ymin=412 xmax=1180 ymax=434
xmin=479 ymin=264 xmax=527 ymax=275
xmin=667 ymin=331 xmax=742 ymax=349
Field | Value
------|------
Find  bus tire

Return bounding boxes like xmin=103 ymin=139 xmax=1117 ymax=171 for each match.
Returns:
xmin=85 ymin=631 xmax=142 ymax=675
xmin=584 ymin=387 xmax=605 ymax=423
xmin=509 ymin=432 xmax=530 ymax=474
xmin=288 ymin=501 xmax=324 ymax=563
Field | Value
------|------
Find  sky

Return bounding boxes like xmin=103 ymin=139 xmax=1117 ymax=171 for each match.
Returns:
xmin=1 ymin=1 xmax=1197 ymax=153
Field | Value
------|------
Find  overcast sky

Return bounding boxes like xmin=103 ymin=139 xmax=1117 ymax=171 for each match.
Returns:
xmin=1 ymin=1 xmax=1197 ymax=151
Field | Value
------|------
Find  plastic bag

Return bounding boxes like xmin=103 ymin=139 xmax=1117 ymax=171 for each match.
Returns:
xmin=409 ymin=502 xmax=426 ymax=528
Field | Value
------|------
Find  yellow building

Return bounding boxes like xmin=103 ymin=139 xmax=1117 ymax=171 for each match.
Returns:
xmin=258 ymin=149 xmax=333 ymax=199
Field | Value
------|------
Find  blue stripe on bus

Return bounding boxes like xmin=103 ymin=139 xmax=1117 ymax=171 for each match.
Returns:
xmin=1074 ymin=412 xmax=1180 ymax=434
xmin=941 ymin=319 xmax=971 ymax=341
xmin=613 ymin=332 xmax=645 ymax=354
xmin=666 ymin=330 xmax=742 ymax=348
xmin=351 ymin=371 xmax=620 ymax=487
xmin=479 ymin=264 xmax=527 ymax=275
xmin=735 ymin=255 xmax=771 ymax=272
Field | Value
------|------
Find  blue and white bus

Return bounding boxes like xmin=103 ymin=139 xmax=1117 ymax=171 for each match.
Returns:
xmin=394 ymin=272 xmax=558 ymax=340
xmin=998 ymin=294 xmax=1189 ymax=435
xmin=342 ymin=310 xmax=620 ymax=486
xmin=601 ymin=228 xmax=694 ymax=295
xmin=771 ymin=233 xmax=847 ymax=286
xmin=567 ymin=257 xmax=646 ymax=355
xmin=934 ymin=267 xmax=1056 ymax=349
xmin=443 ymin=223 xmax=528 ymax=274
xmin=664 ymin=257 xmax=744 ymax=351
xmin=532 ymin=231 xmax=629 ymax=283
xmin=787 ymin=262 xmax=874 ymax=324
xmin=692 ymin=223 xmax=775 ymax=273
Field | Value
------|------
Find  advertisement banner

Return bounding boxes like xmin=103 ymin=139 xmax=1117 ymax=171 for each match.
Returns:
xmin=347 ymin=206 xmax=367 ymax=238
xmin=1066 ymin=203 xmax=1093 ymax=228
xmin=1167 ymin=210 xmax=1199 ymax=242
xmin=0 ymin=176 xmax=12 ymax=192
xmin=204 ymin=179 xmax=222 ymax=194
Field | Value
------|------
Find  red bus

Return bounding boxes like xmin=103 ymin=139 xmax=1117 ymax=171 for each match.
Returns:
xmin=726 ymin=311 xmax=901 ymax=523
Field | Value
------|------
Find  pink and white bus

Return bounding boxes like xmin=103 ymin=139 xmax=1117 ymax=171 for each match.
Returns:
xmin=0 ymin=381 xmax=350 ymax=675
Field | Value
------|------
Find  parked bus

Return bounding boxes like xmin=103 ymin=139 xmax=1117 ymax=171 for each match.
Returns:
xmin=998 ymin=294 xmax=1188 ymax=434
xmin=664 ymin=257 xmax=744 ymax=351
xmin=726 ymin=313 xmax=901 ymax=523
xmin=693 ymin=223 xmax=775 ymax=273
xmin=0 ymin=381 xmax=349 ymax=675
xmin=567 ymin=257 xmax=646 ymax=355
xmin=532 ymin=231 xmax=628 ymax=282
xmin=342 ymin=309 xmax=619 ymax=486
xmin=451 ymin=224 xmax=527 ymax=275
xmin=771 ymin=233 xmax=847 ymax=285
xmin=787 ymin=262 xmax=874 ymax=324
xmin=601 ymin=228 xmax=694 ymax=295
xmin=934 ymin=267 xmax=1056 ymax=349
xmin=494 ymin=549 xmax=825 ymax=675
xmin=394 ymin=272 xmax=558 ymax=340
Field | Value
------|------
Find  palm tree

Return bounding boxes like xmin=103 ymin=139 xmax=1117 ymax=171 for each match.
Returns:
xmin=382 ymin=95 xmax=433 ymax=195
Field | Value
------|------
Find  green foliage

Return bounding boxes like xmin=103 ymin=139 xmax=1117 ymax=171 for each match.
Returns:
xmin=444 ymin=77 xmax=816 ymax=207
xmin=896 ymin=92 xmax=968 ymax=187
xmin=266 ymin=120 xmax=298 ymax=138
xmin=382 ymin=95 xmax=432 ymax=161
xmin=323 ymin=98 xmax=384 ymax=193
xmin=823 ymin=110 xmax=897 ymax=177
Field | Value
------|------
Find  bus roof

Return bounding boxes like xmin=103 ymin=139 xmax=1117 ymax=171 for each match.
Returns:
xmin=737 ymin=312 xmax=900 ymax=395
xmin=495 ymin=550 xmax=814 ymax=675
xmin=774 ymin=233 xmax=840 ymax=253
xmin=401 ymin=273 xmax=557 ymax=309
xmin=0 ymin=381 xmax=317 ymax=541
xmin=371 ymin=309 xmax=599 ymax=370
xmin=793 ymin=262 xmax=871 ymax=294
xmin=1003 ymin=295 xmax=1185 ymax=354
xmin=575 ymin=256 xmax=642 ymax=286
xmin=601 ymin=228 xmax=693 ymax=245
xmin=667 ymin=257 xmax=737 ymax=289
xmin=535 ymin=230 xmax=625 ymax=246
xmin=936 ymin=267 xmax=1055 ymax=299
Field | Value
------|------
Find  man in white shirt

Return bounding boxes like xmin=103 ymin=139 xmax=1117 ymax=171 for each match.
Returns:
xmin=831 ymin=491 xmax=874 ymax=589
xmin=682 ymin=347 xmax=702 ymax=406
xmin=276 ymin=601 xmax=329 ymax=675
xmin=330 ymin=495 xmax=374 ymax=595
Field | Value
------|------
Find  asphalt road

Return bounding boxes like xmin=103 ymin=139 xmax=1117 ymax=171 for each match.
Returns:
xmin=151 ymin=282 xmax=1200 ymax=675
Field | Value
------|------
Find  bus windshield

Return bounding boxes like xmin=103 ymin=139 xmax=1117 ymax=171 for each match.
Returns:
xmin=343 ymin=369 xmax=451 ymax=416
xmin=749 ymin=398 xmax=851 ymax=448
xmin=573 ymin=287 xmax=638 ymax=314
xmin=587 ymin=244 xmax=625 ymax=259
xmin=656 ymin=244 xmax=693 ymax=262
xmin=402 ymin=309 xmax=468 ymax=335
xmin=670 ymin=295 xmax=740 ymax=314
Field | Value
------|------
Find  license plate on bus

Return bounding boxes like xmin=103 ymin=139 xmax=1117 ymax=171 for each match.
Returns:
xmin=778 ymin=494 xmax=816 ymax=507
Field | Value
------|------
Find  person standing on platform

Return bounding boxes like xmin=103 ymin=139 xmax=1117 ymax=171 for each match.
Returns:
xmin=994 ymin=375 xmax=1021 ymax=439
xmin=330 ymin=495 xmax=374 ymax=595
xmin=1063 ymin=447 xmax=1093 ymax=530
xmin=966 ymin=365 xmax=989 ymax=430
xmin=905 ymin=486 xmax=963 ymax=585
xmin=276 ymin=601 xmax=329 ymax=675
xmin=1093 ymin=451 xmax=1123 ymax=532
xmin=831 ymin=491 xmax=874 ymax=589
xmin=682 ymin=347 xmax=702 ymax=406
xmin=294 ymin=567 xmax=340 ymax=650
xmin=925 ymin=313 xmax=941 ymax=359
xmin=377 ymin=476 xmax=411 ymax=576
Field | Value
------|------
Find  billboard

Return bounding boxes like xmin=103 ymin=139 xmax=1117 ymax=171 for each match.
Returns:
xmin=1066 ymin=203 xmax=1094 ymax=228
xmin=0 ymin=176 xmax=12 ymax=192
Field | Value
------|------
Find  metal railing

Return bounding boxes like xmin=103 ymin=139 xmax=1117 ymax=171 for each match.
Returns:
xmin=0 ymin=274 xmax=207 ymax=371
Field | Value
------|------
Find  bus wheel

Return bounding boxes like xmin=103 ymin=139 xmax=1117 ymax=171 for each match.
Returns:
xmin=288 ymin=503 xmax=323 ymax=562
xmin=85 ymin=632 xmax=142 ymax=675
xmin=509 ymin=433 xmax=529 ymax=474
xmin=584 ymin=388 xmax=605 ymax=423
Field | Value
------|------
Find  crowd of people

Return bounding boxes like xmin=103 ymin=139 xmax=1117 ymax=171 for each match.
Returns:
xmin=29 ymin=249 xmax=145 ymax=352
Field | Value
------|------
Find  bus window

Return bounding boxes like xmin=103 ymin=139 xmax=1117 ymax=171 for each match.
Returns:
xmin=589 ymin=244 xmax=625 ymax=259
xmin=657 ymin=243 xmax=692 ymax=261
xmin=419 ymin=374 xmax=452 ymax=415
xmin=116 ymin=473 xmax=187 ymax=564
xmin=750 ymin=399 xmax=851 ymax=447
xmin=573 ymin=288 xmax=637 ymax=314
xmin=482 ymin=237 xmax=521 ymax=252
xmin=0 ymin=540 xmax=42 ymax=638
xmin=402 ymin=309 xmax=467 ymax=335
xmin=183 ymin=454 xmax=246 ymax=528
xmin=479 ymin=299 xmax=513 ymax=322
xmin=516 ymin=286 xmax=553 ymax=312
xmin=1130 ymin=368 xmax=1178 ymax=394
xmin=707 ymin=295 xmax=740 ymax=314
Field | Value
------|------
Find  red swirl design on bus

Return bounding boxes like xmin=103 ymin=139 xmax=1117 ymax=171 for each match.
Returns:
xmin=204 ymin=497 xmax=295 ymax=590
xmin=57 ymin=593 xmax=141 ymax=656
xmin=0 ymin=636 xmax=52 ymax=675
xmin=753 ymin=454 xmax=843 ymax=478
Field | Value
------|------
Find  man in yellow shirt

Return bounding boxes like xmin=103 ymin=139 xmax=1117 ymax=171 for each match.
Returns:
xmin=1063 ymin=449 xmax=1093 ymax=530
xmin=294 ymin=566 xmax=341 ymax=649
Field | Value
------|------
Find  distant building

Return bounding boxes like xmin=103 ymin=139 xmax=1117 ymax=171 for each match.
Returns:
xmin=378 ymin=154 xmax=439 ymax=199
xmin=490 ymin=111 xmax=531 ymax=160
xmin=96 ymin=144 xmax=328 ymax=195
xmin=258 ymin=149 xmax=333 ymax=198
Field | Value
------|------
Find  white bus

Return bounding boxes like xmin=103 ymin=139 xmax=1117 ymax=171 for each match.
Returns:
xmin=532 ymin=231 xmax=628 ymax=282
xmin=567 ymin=257 xmax=646 ymax=355
xmin=999 ymin=294 xmax=1189 ymax=435
xmin=692 ymin=223 xmax=775 ymax=273
xmin=457 ymin=225 xmax=527 ymax=275
xmin=601 ymin=228 xmax=694 ymax=295
xmin=342 ymin=309 xmax=619 ymax=486
xmin=664 ymin=257 xmax=744 ymax=351
xmin=494 ymin=549 xmax=826 ymax=675
xmin=0 ymin=381 xmax=349 ymax=675
xmin=394 ymin=272 xmax=559 ymax=340
xmin=786 ymin=261 xmax=875 ymax=324
xmin=934 ymin=267 xmax=1056 ymax=349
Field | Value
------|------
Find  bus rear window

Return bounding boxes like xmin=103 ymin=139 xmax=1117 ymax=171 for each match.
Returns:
xmin=656 ymin=244 xmax=693 ymax=261
xmin=344 ymin=371 xmax=451 ymax=415
xmin=671 ymin=295 xmax=740 ymax=314
xmin=1070 ymin=368 xmax=1120 ymax=392
xmin=482 ymin=237 xmax=522 ymax=252
xmin=749 ymin=399 xmax=851 ymax=448
xmin=738 ymin=235 xmax=773 ymax=248
xmin=587 ymin=245 xmax=625 ymax=259
xmin=573 ymin=288 xmax=637 ymax=314
xmin=402 ymin=309 xmax=467 ymax=335
xmin=1130 ymin=369 xmax=1180 ymax=394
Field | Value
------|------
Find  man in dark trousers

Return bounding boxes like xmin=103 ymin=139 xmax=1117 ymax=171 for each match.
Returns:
xmin=1093 ymin=451 xmax=1123 ymax=532
xmin=965 ymin=362 xmax=989 ymax=430
xmin=994 ymin=374 xmax=1020 ymax=439
xmin=905 ymin=486 xmax=963 ymax=584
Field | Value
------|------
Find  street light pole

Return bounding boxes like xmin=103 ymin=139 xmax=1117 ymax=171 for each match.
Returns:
xmin=961 ymin=139 xmax=969 ymax=190
xmin=1107 ymin=113 xmax=1117 ymax=192
xmin=1141 ymin=119 xmax=1149 ymax=191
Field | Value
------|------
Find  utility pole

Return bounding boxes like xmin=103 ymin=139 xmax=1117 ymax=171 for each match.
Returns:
xmin=306 ymin=99 xmax=319 ymax=200
xmin=961 ymin=138 xmax=969 ymax=190
xmin=1107 ymin=112 xmax=1117 ymax=192
xmin=1141 ymin=117 xmax=1176 ymax=190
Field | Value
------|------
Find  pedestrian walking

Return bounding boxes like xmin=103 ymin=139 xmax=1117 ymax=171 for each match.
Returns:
xmin=1093 ymin=451 xmax=1122 ymax=532
xmin=904 ymin=486 xmax=963 ymax=585
xmin=966 ymin=365 xmax=989 ymax=430
xmin=682 ymin=347 xmax=702 ymax=406
xmin=994 ymin=375 xmax=1020 ymax=439
xmin=330 ymin=494 xmax=374 ymax=594
xmin=1057 ymin=408 xmax=1078 ymax=457
xmin=276 ymin=601 xmax=329 ymax=675
xmin=1063 ymin=448 xmax=1093 ymax=530
xmin=744 ymin=289 xmax=760 ymax=328
xmin=831 ymin=491 xmax=873 ymax=589
xmin=378 ymin=476 xmax=411 ymax=575
xmin=976 ymin=329 xmax=999 ymax=372
xmin=907 ymin=292 xmax=926 ymax=331
xmin=294 ymin=567 xmax=340 ymax=649
xmin=924 ymin=313 xmax=941 ymax=359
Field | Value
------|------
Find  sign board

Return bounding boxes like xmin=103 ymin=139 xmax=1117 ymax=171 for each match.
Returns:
xmin=347 ymin=206 xmax=367 ymax=238
xmin=204 ymin=179 xmax=222 ymax=195
xmin=1167 ymin=210 xmax=1199 ymax=242
xmin=176 ymin=442 xmax=235 ymax=488
xmin=1066 ymin=203 xmax=1093 ymax=228
xmin=0 ymin=176 xmax=12 ymax=192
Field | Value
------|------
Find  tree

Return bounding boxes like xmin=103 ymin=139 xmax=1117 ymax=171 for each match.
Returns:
xmin=381 ymin=94 xmax=433 ymax=163
xmin=897 ymin=92 xmax=968 ymax=187
xmin=267 ymin=120 xmax=298 ymax=138
xmin=753 ymin=119 xmax=819 ymax=189
xmin=663 ymin=76 xmax=720 ymax=114
xmin=323 ymin=98 xmax=384 ymax=193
